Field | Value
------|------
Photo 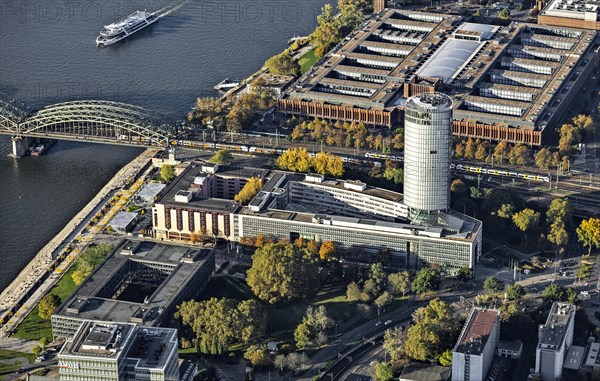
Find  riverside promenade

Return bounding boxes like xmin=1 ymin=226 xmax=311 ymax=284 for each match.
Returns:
xmin=0 ymin=149 xmax=158 ymax=340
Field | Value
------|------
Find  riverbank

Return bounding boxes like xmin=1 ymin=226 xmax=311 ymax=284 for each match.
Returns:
xmin=0 ymin=149 xmax=158 ymax=340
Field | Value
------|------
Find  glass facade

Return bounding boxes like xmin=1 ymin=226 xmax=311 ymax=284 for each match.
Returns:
xmin=403 ymin=93 xmax=452 ymax=213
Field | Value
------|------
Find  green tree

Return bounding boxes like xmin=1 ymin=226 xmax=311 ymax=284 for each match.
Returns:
xmin=369 ymin=263 xmax=387 ymax=291
xmin=404 ymin=299 xmax=458 ymax=361
xmin=383 ymin=326 xmax=404 ymax=362
xmin=209 ymin=149 xmax=234 ymax=165
xmin=483 ymin=276 xmax=503 ymax=293
xmin=411 ymin=267 xmax=441 ymax=294
xmin=187 ymin=97 xmax=225 ymax=127
xmin=506 ymin=283 xmax=525 ymax=300
xmin=294 ymin=322 xmax=312 ymax=350
xmin=535 ymin=148 xmax=555 ymax=169
xmin=265 ymin=51 xmax=301 ymax=76
xmin=512 ymin=208 xmax=541 ymax=232
xmin=508 ymin=144 xmax=530 ymax=165
xmin=548 ymin=219 xmax=569 ymax=246
xmin=439 ymin=349 xmax=453 ymax=366
xmin=244 ymin=346 xmax=272 ymax=368
xmin=375 ymin=292 xmax=393 ymax=314
xmin=294 ymin=306 xmax=333 ymax=349
xmin=175 ymin=297 xmax=266 ymax=354
xmin=160 ymin=164 xmax=175 ymax=182
xmin=456 ymin=266 xmax=475 ymax=282
xmin=374 ymin=362 xmax=394 ymax=381
xmin=388 ymin=271 xmax=411 ymax=296
xmin=247 ymin=243 xmax=320 ymax=304
xmin=577 ymin=218 xmax=600 ymax=255
xmin=274 ymin=354 xmax=287 ymax=372
xmin=234 ymin=177 xmax=262 ymax=205
xmin=40 ymin=337 xmax=49 ymax=350
xmin=38 ymin=293 xmax=61 ymax=320
xmin=310 ymin=4 xmax=343 ymax=57
xmin=494 ymin=141 xmax=510 ymax=163
xmin=71 ymin=244 xmax=113 ymax=285
xmin=499 ymin=7 xmax=510 ymax=19
xmin=496 ymin=203 xmax=515 ymax=219
xmin=547 ymin=198 xmax=572 ymax=226
xmin=346 ymin=281 xmax=369 ymax=303
xmin=32 ymin=345 xmax=43 ymax=357
xmin=464 ymin=138 xmax=477 ymax=159
xmin=312 ymin=152 xmax=344 ymax=177
xmin=542 ymin=283 xmax=567 ymax=302
xmin=566 ymin=287 xmax=577 ymax=303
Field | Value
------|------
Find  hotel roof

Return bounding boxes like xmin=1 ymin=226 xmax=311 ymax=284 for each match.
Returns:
xmin=538 ymin=302 xmax=575 ymax=349
xmin=454 ymin=309 xmax=499 ymax=356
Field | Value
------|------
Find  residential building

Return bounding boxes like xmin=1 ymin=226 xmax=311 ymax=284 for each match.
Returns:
xmin=52 ymin=240 xmax=215 ymax=339
xmin=497 ymin=340 xmax=523 ymax=359
xmin=58 ymin=321 xmax=179 ymax=381
xmin=452 ymin=309 xmax=500 ymax=381
xmin=535 ymin=302 xmax=576 ymax=381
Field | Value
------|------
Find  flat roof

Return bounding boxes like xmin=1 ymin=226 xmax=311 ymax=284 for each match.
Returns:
xmin=55 ymin=240 xmax=214 ymax=326
xmin=59 ymin=321 xmax=135 ymax=359
xmin=137 ymin=182 xmax=166 ymax=199
xmin=416 ymin=38 xmax=482 ymax=82
xmin=538 ymin=302 xmax=575 ymax=349
xmin=399 ymin=362 xmax=451 ymax=381
xmin=585 ymin=342 xmax=600 ymax=367
xmin=564 ymin=345 xmax=586 ymax=370
xmin=109 ymin=211 xmax=137 ymax=229
xmin=454 ymin=309 xmax=499 ymax=356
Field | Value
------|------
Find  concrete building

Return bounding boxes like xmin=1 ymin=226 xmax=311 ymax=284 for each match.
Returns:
xmin=136 ymin=183 xmax=166 ymax=206
xmin=52 ymin=240 xmax=215 ymax=339
xmin=539 ymin=0 xmax=600 ymax=30
xmin=452 ymin=309 xmax=500 ymax=381
xmin=403 ymin=93 xmax=452 ymax=218
xmin=399 ymin=362 xmax=450 ymax=381
xmin=278 ymin=9 xmax=599 ymax=145
xmin=152 ymin=163 xmax=482 ymax=272
xmin=58 ymin=321 xmax=179 ymax=381
xmin=497 ymin=340 xmax=523 ymax=359
xmin=535 ymin=302 xmax=576 ymax=381
xmin=109 ymin=211 xmax=138 ymax=233
xmin=247 ymin=73 xmax=295 ymax=96
xmin=584 ymin=341 xmax=600 ymax=369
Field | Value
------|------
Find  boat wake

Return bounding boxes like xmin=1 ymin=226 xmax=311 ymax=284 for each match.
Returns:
xmin=153 ymin=0 xmax=191 ymax=18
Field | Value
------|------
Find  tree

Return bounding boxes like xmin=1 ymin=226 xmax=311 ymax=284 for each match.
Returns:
xmin=512 ymin=208 xmax=541 ymax=232
xmin=319 ymin=240 xmax=336 ymax=261
xmin=286 ymin=352 xmax=309 ymax=373
xmin=439 ymin=349 xmax=453 ymax=366
xmin=483 ymin=277 xmax=503 ymax=293
xmin=234 ymin=177 xmax=262 ymax=205
xmin=265 ymin=51 xmax=300 ymax=76
xmin=388 ymin=271 xmax=411 ymax=296
xmin=294 ymin=322 xmax=313 ymax=350
xmin=310 ymin=4 xmax=343 ymax=57
xmin=496 ymin=203 xmax=515 ymax=219
xmin=247 ymin=243 xmax=320 ymax=304
xmin=312 ymin=152 xmax=344 ymax=177
xmin=577 ymin=218 xmax=600 ymax=255
xmin=276 ymin=148 xmax=312 ymax=173
xmin=274 ymin=354 xmax=287 ymax=372
xmin=32 ymin=345 xmax=43 ymax=357
xmin=40 ymin=337 xmax=49 ymax=350
xmin=508 ymin=144 xmax=530 ymax=165
xmin=450 ymin=179 xmax=467 ymax=194
xmin=499 ymin=7 xmax=510 ymax=19
xmin=475 ymin=141 xmax=490 ymax=161
xmin=369 ymin=263 xmax=387 ymax=291
xmin=71 ymin=244 xmax=113 ymax=285
xmin=566 ymin=287 xmax=577 ymax=303
xmin=542 ymin=283 xmax=567 ymax=302
xmin=547 ymin=198 xmax=572 ymax=226
xmin=383 ymin=327 xmax=404 ymax=362
xmin=244 ymin=346 xmax=271 ymax=368
xmin=175 ymin=297 xmax=266 ymax=354
xmin=346 ymin=281 xmax=369 ymax=302
xmin=572 ymin=114 xmax=595 ymax=135
xmin=494 ymin=141 xmax=509 ymax=163
xmin=506 ymin=283 xmax=525 ymax=300
xmin=160 ymin=164 xmax=175 ymax=182
xmin=187 ymin=97 xmax=225 ymax=127
xmin=375 ymin=292 xmax=393 ymax=314
xmin=411 ymin=267 xmax=441 ymax=294
xmin=464 ymin=138 xmax=477 ymax=159
xmin=456 ymin=266 xmax=475 ymax=282
xmin=38 ymin=293 xmax=61 ymax=320
xmin=535 ymin=148 xmax=555 ymax=169
xmin=209 ymin=149 xmax=234 ymax=165
xmin=548 ymin=219 xmax=569 ymax=246
xmin=404 ymin=299 xmax=458 ymax=361
xmin=374 ymin=362 xmax=394 ymax=381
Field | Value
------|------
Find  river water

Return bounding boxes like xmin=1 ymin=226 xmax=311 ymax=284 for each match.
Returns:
xmin=0 ymin=0 xmax=327 ymax=290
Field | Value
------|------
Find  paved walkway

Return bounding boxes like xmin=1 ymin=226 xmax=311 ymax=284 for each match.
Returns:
xmin=0 ymin=149 xmax=156 ymax=341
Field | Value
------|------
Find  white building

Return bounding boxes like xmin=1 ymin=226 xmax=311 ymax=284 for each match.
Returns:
xmin=452 ymin=309 xmax=500 ymax=381
xmin=58 ymin=321 xmax=179 ymax=381
xmin=403 ymin=93 xmax=452 ymax=218
xmin=535 ymin=302 xmax=576 ymax=381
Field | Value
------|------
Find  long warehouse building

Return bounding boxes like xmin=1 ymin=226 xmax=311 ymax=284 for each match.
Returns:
xmin=278 ymin=9 xmax=599 ymax=145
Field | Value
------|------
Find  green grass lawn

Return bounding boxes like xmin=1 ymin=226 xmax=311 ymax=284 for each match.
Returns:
xmin=13 ymin=265 xmax=79 ymax=341
xmin=298 ymin=48 xmax=318 ymax=74
xmin=0 ymin=349 xmax=36 ymax=376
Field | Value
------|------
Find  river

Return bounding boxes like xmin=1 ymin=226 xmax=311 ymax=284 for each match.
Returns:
xmin=0 ymin=0 xmax=327 ymax=290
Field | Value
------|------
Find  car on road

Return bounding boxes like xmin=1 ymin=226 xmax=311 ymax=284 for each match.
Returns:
xmin=385 ymin=319 xmax=393 ymax=325
xmin=375 ymin=321 xmax=382 ymax=326
xmin=581 ymin=290 xmax=590 ymax=297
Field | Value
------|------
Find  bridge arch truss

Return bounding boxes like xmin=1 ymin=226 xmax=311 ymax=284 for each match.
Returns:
xmin=12 ymin=100 xmax=171 ymax=146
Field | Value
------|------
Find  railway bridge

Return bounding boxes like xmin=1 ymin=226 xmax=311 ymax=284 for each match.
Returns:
xmin=0 ymin=100 xmax=172 ymax=157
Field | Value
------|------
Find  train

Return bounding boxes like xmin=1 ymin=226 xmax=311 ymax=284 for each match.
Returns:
xmin=450 ymin=163 xmax=550 ymax=182
xmin=364 ymin=152 xmax=403 ymax=161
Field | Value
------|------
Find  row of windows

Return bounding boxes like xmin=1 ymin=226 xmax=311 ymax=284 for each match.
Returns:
xmin=488 ymin=74 xmax=547 ymax=88
xmin=463 ymin=101 xmax=525 ymax=117
xmin=479 ymin=88 xmax=535 ymax=102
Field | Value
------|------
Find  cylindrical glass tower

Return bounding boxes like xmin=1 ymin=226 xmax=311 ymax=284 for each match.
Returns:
xmin=403 ymin=92 xmax=452 ymax=214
